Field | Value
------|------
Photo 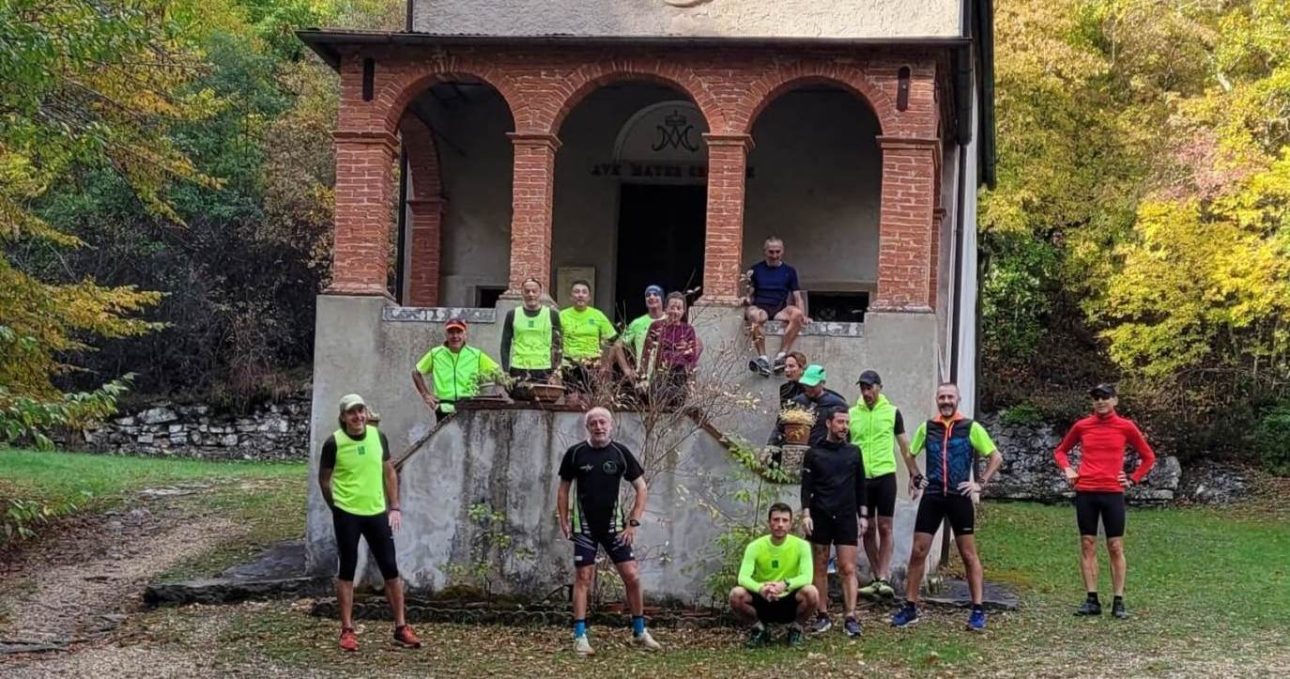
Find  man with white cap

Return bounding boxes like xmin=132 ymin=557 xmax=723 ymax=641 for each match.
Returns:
xmin=318 ymin=394 xmax=420 ymax=652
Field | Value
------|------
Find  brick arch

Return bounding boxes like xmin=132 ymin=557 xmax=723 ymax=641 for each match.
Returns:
xmin=543 ymin=64 xmax=726 ymax=135
xmin=399 ymin=116 xmax=446 ymax=306
xmin=738 ymin=68 xmax=898 ymax=136
xmin=378 ymin=65 xmax=519 ymax=136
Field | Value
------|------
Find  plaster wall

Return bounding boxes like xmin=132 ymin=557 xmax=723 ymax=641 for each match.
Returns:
xmin=412 ymin=0 xmax=962 ymax=40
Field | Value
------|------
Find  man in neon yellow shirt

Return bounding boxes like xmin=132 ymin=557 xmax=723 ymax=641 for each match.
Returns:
xmin=848 ymin=370 xmax=913 ymax=600
xmin=559 ymin=279 xmax=616 ymax=401
xmin=728 ymin=502 xmax=818 ymax=648
xmin=612 ymin=284 xmax=666 ymax=382
xmin=317 ymin=394 xmax=420 ymax=652
xmin=412 ymin=319 xmax=504 ymax=421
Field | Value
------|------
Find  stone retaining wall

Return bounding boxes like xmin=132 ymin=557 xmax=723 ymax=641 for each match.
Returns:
xmin=979 ymin=412 xmax=1183 ymax=504
xmin=66 ymin=395 xmax=311 ymax=461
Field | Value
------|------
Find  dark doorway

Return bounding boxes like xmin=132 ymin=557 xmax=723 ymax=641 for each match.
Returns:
xmin=615 ymin=183 xmax=707 ymax=322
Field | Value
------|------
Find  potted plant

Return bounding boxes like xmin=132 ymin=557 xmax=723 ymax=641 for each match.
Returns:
xmin=779 ymin=404 xmax=816 ymax=446
xmin=473 ymin=369 xmax=514 ymax=400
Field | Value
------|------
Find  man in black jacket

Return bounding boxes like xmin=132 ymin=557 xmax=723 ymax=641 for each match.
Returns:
xmin=801 ymin=408 xmax=868 ymax=638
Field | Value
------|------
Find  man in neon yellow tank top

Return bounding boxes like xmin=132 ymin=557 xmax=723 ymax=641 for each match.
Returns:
xmin=729 ymin=502 xmax=818 ymax=648
xmin=847 ymin=370 xmax=913 ymax=601
xmin=317 ymin=394 xmax=420 ymax=652
xmin=500 ymin=278 xmax=564 ymax=389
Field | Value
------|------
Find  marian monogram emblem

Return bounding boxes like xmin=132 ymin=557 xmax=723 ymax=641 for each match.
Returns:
xmin=653 ymin=110 xmax=700 ymax=152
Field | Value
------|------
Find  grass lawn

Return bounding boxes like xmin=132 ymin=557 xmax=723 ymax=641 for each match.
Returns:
xmin=0 ymin=448 xmax=305 ymax=560
xmin=128 ymin=486 xmax=1289 ymax=677
xmin=3 ymin=449 xmax=1285 ymax=675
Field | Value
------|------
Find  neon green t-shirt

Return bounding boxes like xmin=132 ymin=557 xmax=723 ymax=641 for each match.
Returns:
xmin=560 ymin=306 xmax=616 ymax=361
xmin=737 ymin=534 xmax=813 ymax=593
xmin=621 ymin=313 xmax=660 ymax=360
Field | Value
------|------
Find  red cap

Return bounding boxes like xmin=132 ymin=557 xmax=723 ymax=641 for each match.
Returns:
xmin=445 ymin=319 xmax=467 ymax=331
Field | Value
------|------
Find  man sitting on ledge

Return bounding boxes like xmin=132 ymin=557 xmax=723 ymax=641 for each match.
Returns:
xmin=742 ymin=236 xmax=810 ymax=377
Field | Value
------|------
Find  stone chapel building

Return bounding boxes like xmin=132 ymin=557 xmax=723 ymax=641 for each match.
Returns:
xmin=298 ymin=1 xmax=997 ymax=595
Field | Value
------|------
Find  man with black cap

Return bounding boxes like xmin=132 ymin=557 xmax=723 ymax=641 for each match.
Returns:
xmin=848 ymin=370 xmax=912 ymax=600
xmin=1053 ymin=383 xmax=1157 ymax=619
xmin=412 ymin=319 xmax=504 ymax=421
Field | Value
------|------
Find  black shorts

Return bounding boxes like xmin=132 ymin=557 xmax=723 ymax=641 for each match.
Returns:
xmin=573 ymin=528 xmax=635 ymax=567
xmin=755 ymin=302 xmax=787 ymax=319
xmin=914 ymin=493 xmax=976 ymax=536
xmin=751 ymin=591 xmax=800 ymax=624
xmin=331 ymin=507 xmax=399 ymax=581
xmin=808 ymin=510 xmax=859 ymax=547
xmin=865 ymin=473 xmax=898 ymax=518
xmin=1074 ymin=491 xmax=1126 ymax=538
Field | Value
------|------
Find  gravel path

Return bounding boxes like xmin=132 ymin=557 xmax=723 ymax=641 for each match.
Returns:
xmin=0 ymin=491 xmax=241 ymax=676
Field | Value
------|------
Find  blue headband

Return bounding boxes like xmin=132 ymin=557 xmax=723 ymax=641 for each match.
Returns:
xmin=645 ymin=285 xmax=664 ymax=297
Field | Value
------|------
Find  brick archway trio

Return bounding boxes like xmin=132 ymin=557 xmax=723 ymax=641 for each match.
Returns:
xmin=330 ymin=46 xmax=944 ymax=311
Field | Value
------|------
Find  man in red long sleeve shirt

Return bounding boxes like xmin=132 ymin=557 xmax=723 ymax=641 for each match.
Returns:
xmin=1053 ymin=383 xmax=1156 ymax=620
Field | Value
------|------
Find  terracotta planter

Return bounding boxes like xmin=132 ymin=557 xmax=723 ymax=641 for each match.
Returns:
xmin=783 ymin=422 xmax=811 ymax=446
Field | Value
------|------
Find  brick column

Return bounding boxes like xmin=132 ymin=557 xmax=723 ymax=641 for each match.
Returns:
xmin=699 ymin=133 xmax=754 ymax=305
xmin=328 ymin=130 xmax=399 ymax=297
xmin=505 ymin=133 xmax=560 ymax=294
xmin=406 ymin=197 xmax=446 ymax=306
xmin=873 ymin=136 xmax=940 ymax=311
xmin=930 ymin=206 xmax=947 ymax=310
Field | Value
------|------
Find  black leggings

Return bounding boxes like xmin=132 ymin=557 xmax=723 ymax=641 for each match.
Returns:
xmin=332 ymin=507 xmax=400 ymax=581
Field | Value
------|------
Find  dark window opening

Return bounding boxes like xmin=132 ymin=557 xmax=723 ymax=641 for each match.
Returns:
xmin=807 ymin=291 xmax=869 ymax=323
xmin=476 ymin=286 xmax=506 ymax=309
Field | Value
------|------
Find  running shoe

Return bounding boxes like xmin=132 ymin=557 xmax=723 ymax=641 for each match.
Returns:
xmin=393 ymin=624 xmax=422 ymax=649
xmin=755 ymin=356 xmax=774 ymax=377
xmin=827 ymin=556 xmax=837 ymax=575
xmin=1074 ymin=600 xmax=1102 ymax=616
xmin=1111 ymin=600 xmax=1128 ymax=620
xmin=966 ymin=608 xmax=987 ymax=632
xmin=810 ymin=612 xmax=832 ymax=634
xmin=786 ymin=625 xmax=805 ymax=648
xmin=890 ymin=604 xmax=921 ymax=628
xmin=338 ymin=627 xmax=358 ymax=652
xmin=772 ymin=353 xmax=787 ymax=374
xmin=745 ymin=626 xmax=772 ymax=649
xmin=859 ymin=579 xmax=881 ymax=600
xmin=574 ymin=634 xmax=594 ymax=656
xmin=875 ymin=579 xmax=896 ymax=599
xmin=844 ymin=616 xmax=862 ymax=638
xmin=633 ymin=629 xmax=662 ymax=651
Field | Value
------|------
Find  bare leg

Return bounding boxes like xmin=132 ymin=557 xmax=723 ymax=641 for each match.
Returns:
xmin=905 ymin=533 xmax=934 ymax=604
xmin=795 ymin=585 xmax=820 ymax=624
xmin=861 ymin=522 xmax=880 ymax=583
xmin=729 ymin=587 xmax=758 ymax=624
xmin=876 ymin=518 xmax=894 ymax=580
xmin=956 ymin=535 xmax=983 ymax=605
xmin=811 ymin=544 xmax=830 ymax=615
xmin=336 ymin=579 xmax=355 ymax=629
xmin=1080 ymin=535 xmax=1099 ymax=593
xmin=573 ymin=565 xmax=594 ymax=622
xmin=617 ymin=560 xmax=644 ymax=617
xmin=383 ymin=576 xmax=406 ymax=626
xmin=744 ymin=308 xmax=768 ymax=356
xmin=836 ymin=544 xmax=859 ymax=616
xmin=777 ymin=307 xmax=805 ymax=354
xmin=1107 ymin=537 xmax=1126 ymax=597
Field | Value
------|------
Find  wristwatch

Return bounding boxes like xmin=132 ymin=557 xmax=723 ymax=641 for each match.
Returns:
xmin=628 ymin=518 xmax=641 ymax=527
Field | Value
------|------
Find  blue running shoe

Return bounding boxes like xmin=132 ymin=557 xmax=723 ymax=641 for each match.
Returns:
xmin=967 ymin=608 xmax=987 ymax=632
xmin=890 ymin=604 xmax=920 ymax=628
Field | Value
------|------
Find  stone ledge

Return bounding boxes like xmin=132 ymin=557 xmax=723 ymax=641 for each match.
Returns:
xmin=763 ymin=320 xmax=864 ymax=337
xmin=384 ymin=306 xmax=498 ymax=323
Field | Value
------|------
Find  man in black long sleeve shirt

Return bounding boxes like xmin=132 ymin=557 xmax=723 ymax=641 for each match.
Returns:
xmin=801 ymin=408 xmax=868 ymax=637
